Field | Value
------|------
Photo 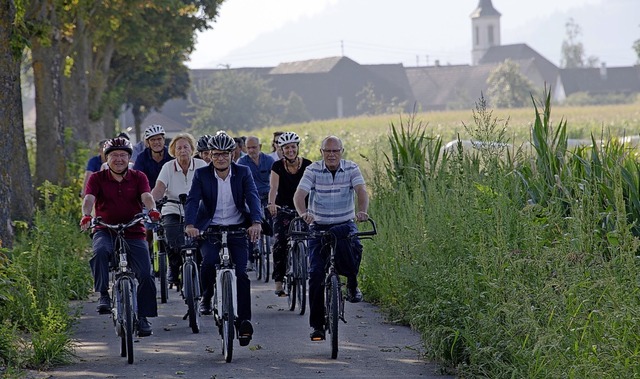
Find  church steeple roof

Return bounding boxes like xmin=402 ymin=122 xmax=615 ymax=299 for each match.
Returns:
xmin=470 ymin=0 xmax=501 ymax=18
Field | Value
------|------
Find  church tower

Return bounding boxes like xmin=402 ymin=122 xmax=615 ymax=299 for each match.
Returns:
xmin=471 ymin=0 xmax=501 ymax=65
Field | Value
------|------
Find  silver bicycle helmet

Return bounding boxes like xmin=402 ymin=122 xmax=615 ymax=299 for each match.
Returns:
xmin=207 ymin=132 xmax=236 ymax=151
xmin=277 ymin=132 xmax=301 ymax=147
xmin=143 ymin=124 xmax=165 ymax=140
xmin=196 ymin=134 xmax=212 ymax=152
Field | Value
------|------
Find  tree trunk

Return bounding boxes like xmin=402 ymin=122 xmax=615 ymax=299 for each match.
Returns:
xmin=0 ymin=0 xmax=34 ymax=248
xmin=31 ymin=31 xmax=68 ymax=187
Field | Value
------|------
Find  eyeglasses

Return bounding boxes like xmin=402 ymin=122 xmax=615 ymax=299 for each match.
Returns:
xmin=211 ymin=152 xmax=231 ymax=160
xmin=109 ymin=153 xmax=130 ymax=159
xmin=321 ymin=149 xmax=342 ymax=154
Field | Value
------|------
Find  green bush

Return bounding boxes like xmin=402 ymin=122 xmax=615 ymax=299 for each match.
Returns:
xmin=362 ymin=91 xmax=640 ymax=377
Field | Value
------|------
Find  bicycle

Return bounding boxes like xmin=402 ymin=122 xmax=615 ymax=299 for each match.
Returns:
xmin=251 ymin=211 xmax=272 ymax=283
xmin=291 ymin=218 xmax=377 ymax=359
xmin=180 ymin=236 xmax=202 ymax=334
xmin=153 ymin=194 xmax=187 ymax=303
xmin=91 ymin=213 xmax=148 ymax=364
xmin=151 ymin=198 xmax=170 ymax=303
xmin=281 ymin=208 xmax=308 ymax=315
xmin=202 ymin=227 xmax=249 ymax=363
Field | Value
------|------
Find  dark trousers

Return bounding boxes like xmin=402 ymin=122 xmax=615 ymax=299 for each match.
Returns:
xmin=307 ymin=221 xmax=361 ymax=330
xmin=90 ymin=230 xmax=158 ymax=317
xmin=162 ymin=214 xmax=185 ymax=274
xmin=200 ymin=228 xmax=251 ymax=322
xmin=271 ymin=211 xmax=295 ymax=282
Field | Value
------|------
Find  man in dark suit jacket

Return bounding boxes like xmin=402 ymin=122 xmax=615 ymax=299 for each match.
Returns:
xmin=184 ymin=131 xmax=262 ymax=347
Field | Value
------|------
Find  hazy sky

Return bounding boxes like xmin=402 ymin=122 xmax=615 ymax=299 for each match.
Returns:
xmin=187 ymin=0 xmax=639 ymax=69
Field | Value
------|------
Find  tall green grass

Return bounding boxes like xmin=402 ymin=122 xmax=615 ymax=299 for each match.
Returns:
xmin=361 ymin=92 xmax=640 ymax=377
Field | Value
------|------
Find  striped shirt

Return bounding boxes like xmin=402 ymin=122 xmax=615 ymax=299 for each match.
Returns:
xmin=297 ymin=159 xmax=365 ymax=225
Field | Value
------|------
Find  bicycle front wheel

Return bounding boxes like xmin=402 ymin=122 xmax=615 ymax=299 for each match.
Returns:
xmin=183 ymin=262 xmax=200 ymax=333
xmin=295 ymin=242 xmax=307 ymax=315
xmin=221 ymin=271 xmax=234 ymax=363
xmin=328 ymin=274 xmax=340 ymax=359
xmin=158 ymin=251 xmax=168 ymax=303
xmin=263 ymin=236 xmax=271 ymax=283
xmin=121 ymin=279 xmax=135 ymax=364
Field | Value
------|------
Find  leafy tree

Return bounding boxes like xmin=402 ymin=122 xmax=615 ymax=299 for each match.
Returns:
xmin=356 ymin=82 xmax=406 ymax=116
xmin=560 ymin=18 xmax=599 ymax=68
xmin=486 ymin=59 xmax=537 ymax=108
xmin=187 ymin=69 xmax=281 ymax=134
xmin=23 ymin=0 xmax=224 ymax=186
xmin=633 ymin=35 xmax=640 ymax=64
xmin=281 ymin=92 xmax=312 ymax=124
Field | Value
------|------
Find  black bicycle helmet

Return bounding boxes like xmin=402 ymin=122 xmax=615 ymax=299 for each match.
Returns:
xmin=207 ymin=131 xmax=236 ymax=151
xmin=277 ymin=132 xmax=301 ymax=147
xmin=103 ymin=137 xmax=133 ymax=156
xmin=196 ymin=134 xmax=212 ymax=152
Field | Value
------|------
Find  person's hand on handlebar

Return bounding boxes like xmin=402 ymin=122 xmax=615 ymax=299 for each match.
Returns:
xmin=300 ymin=212 xmax=315 ymax=224
xmin=247 ymin=222 xmax=262 ymax=243
xmin=80 ymin=215 xmax=92 ymax=231
xmin=355 ymin=211 xmax=369 ymax=222
xmin=267 ymin=203 xmax=278 ymax=217
xmin=185 ymin=225 xmax=200 ymax=238
xmin=148 ymin=209 xmax=161 ymax=222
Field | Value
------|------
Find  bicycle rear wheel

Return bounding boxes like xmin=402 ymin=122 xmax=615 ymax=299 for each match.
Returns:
xmin=328 ymin=274 xmax=340 ymax=359
xmin=183 ymin=262 xmax=200 ymax=333
xmin=221 ymin=271 xmax=234 ymax=363
xmin=122 ymin=279 xmax=135 ymax=364
xmin=295 ymin=242 xmax=307 ymax=315
xmin=158 ymin=250 xmax=168 ymax=303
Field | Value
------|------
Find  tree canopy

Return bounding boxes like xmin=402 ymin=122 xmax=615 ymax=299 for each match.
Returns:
xmin=486 ymin=60 xmax=537 ymax=109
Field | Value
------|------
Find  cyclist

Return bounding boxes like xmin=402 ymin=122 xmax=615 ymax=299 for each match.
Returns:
xmin=80 ymin=139 xmax=107 ymax=197
xmin=79 ymin=137 xmax=160 ymax=337
xmin=266 ymin=132 xmax=312 ymax=296
xmin=134 ymin=124 xmax=172 ymax=254
xmin=195 ymin=134 xmax=213 ymax=163
xmin=293 ymin=135 xmax=369 ymax=341
xmin=184 ymin=131 xmax=262 ymax=346
xmin=238 ymin=136 xmax=275 ymax=270
xmin=267 ymin=131 xmax=284 ymax=161
xmin=150 ymin=133 xmax=207 ymax=284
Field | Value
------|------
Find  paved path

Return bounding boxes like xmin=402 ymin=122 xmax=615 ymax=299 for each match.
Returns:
xmin=45 ymin=275 xmax=453 ymax=378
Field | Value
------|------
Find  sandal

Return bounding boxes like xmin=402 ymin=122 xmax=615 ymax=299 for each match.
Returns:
xmin=310 ymin=328 xmax=325 ymax=341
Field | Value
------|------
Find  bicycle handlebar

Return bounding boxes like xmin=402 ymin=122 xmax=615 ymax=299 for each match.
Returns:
xmin=288 ymin=218 xmax=377 ymax=240
xmin=155 ymin=194 xmax=187 ymax=210
xmin=91 ymin=213 xmax=148 ymax=232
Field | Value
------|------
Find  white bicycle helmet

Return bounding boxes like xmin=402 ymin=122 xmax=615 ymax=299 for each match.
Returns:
xmin=277 ymin=132 xmax=301 ymax=147
xmin=144 ymin=124 xmax=165 ymax=140
xmin=207 ymin=132 xmax=236 ymax=151
xmin=196 ymin=134 xmax=212 ymax=152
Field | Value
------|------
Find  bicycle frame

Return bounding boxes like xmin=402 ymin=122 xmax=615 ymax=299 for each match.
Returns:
xmin=214 ymin=230 xmax=238 ymax=319
xmin=92 ymin=213 xmax=147 ymax=364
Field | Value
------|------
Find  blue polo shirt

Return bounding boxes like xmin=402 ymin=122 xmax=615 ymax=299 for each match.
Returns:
xmin=133 ymin=147 xmax=171 ymax=189
xmin=238 ymin=152 xmax=275 ymax=199
xmin=85 ymin=155 xmax=103 ymax=172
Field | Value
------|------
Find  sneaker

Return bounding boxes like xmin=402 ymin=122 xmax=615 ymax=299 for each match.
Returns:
xmin=246 ymin=261 xmax=254 ymax=272
xmin=237 ymin=320 xmax=253 ymax=347
xmin=346 ymin=287 xmax=363 ymax=303
xmin=310 ymin=328 xmax=325 ymax=341
xmin=96 ymin=295 xmax=111 ymax=314
xmin=199 ymin=298 xmax=213 ymax=315
xmin=137 ymin=317 xmax=152 ymax=337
